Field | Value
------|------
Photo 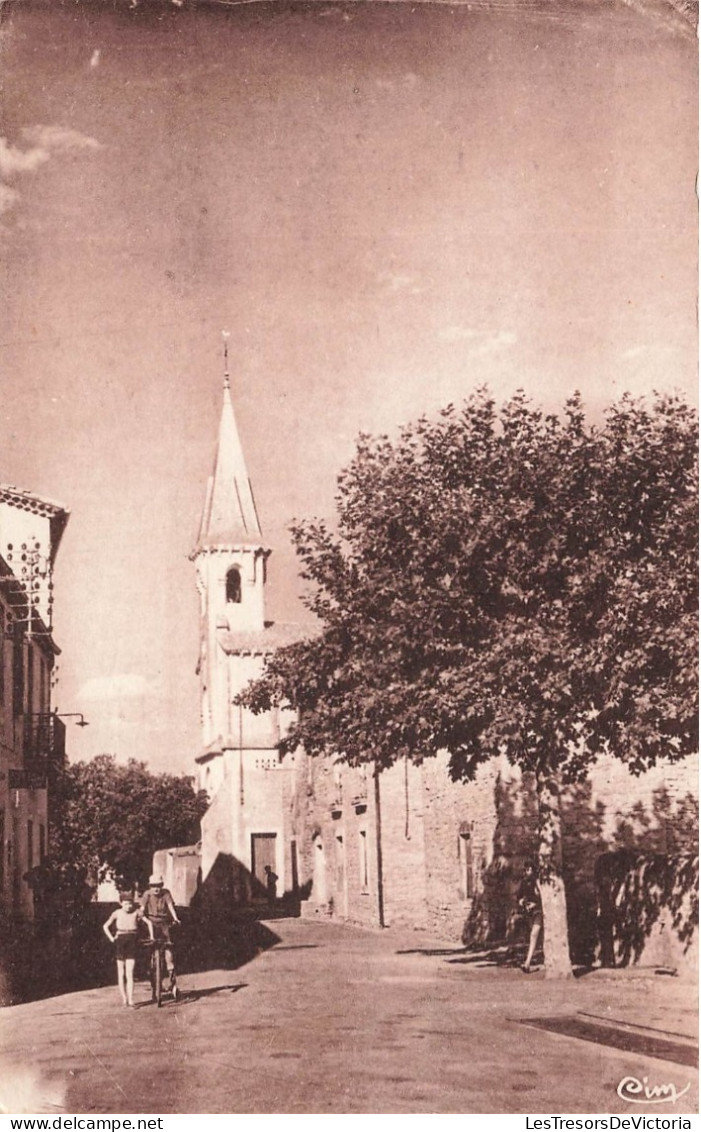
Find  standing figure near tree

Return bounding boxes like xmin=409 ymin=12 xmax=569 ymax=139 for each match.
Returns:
xmin=103 ymin=892 xmax=151 ymax=1007
xmin=516 ymin=861 xmax=543 ymax=973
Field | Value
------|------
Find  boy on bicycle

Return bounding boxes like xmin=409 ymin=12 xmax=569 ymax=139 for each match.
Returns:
xmin=140 ymin=873 xmax=181 ymax=990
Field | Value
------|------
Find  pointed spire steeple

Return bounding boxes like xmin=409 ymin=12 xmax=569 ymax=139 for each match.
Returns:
xmin=196 ymin=337 xmax=263 ymax=550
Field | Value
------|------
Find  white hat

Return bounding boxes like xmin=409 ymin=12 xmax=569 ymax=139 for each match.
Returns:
xmin=149 ymin=874 xmax=163 ymax=885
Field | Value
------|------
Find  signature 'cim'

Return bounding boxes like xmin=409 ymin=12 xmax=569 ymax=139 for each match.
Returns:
xmin=617 ymin=1077 xmax=691 ymax=1105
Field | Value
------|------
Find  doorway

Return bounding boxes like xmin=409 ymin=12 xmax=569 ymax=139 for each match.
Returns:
xmin=312 ymin=834 xmax=327 ymax=905
xmin=251 ymin=832 xmax=277 ymax=899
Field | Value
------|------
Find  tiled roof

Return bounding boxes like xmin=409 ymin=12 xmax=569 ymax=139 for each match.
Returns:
xmin=165 ymin=844 xmax=201 ymax=858
xmin=0 ymin=484 xmax=68 ymax=519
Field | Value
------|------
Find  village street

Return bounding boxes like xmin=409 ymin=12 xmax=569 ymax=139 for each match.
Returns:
xmin=1 ymin=917 xmax=697 ymax=1116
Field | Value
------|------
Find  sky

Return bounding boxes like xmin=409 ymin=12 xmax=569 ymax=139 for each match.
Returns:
xmin=0 ymin=0 xmax=696 ymax=776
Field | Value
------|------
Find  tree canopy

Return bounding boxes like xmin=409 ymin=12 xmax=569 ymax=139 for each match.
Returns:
xmin=241 ymin=388 xmax=697 ymax=973
xmin=242 ymin=389 xmax=697 ymax=787
xmin=49 ymin=755 xmax=208 ymax=891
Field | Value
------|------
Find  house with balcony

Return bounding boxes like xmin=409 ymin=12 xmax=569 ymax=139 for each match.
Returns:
xmin=0 ymin=485 xmax=68 ymax=925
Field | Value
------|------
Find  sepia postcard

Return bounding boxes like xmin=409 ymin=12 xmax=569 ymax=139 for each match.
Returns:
xmin=0 ymin=0 xmax=697 ymax=1118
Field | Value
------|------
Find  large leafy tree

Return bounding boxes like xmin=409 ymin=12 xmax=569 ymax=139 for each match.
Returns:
xmin=48 ymin=755 xmax=208 ymax=891
xmin=241 ymin=389 xmax=698 ymax=975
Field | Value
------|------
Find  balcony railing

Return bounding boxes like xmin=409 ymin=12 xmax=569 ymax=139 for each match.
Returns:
xmin=23 ymin=713 xmax=66 ymax=774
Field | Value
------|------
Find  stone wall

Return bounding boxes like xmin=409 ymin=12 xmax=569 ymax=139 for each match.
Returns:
xmin=293 ymin=753 xmax=383 ymax=928
xmin=376 ymin=760 xmax=427 ymax=929
xmin=152 ymin=844 xmax=201 ymax=908
xmin=421 ymin=755 xmax=535 ymax=942
xmin=596 ymin=850 xmax=699 ymax=977
xmin=199 ymin=757 xmax=235 ymax=904
xmin=292 ymin=746 xmax=698 ymax=968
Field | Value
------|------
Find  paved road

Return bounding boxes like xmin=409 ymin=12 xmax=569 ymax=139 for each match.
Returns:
xmin=1 ymin=918 xmax=697 ymax=1114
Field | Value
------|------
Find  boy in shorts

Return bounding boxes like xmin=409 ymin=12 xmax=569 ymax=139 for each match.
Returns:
xmin=103 ymin=891 xmax=153 ymax=1007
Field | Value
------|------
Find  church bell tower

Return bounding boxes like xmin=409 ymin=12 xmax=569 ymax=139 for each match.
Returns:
xmin=191 ymin=337 xmax=301 ymax=907
xmin=191 ymin=338 xmax=270 ymax=754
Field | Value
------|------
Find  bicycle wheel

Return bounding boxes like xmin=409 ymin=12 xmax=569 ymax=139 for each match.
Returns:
xmin=149 ymin=949 xmax=157 ymax=1002
xmin=156 ymin=947 xmax=164 ymax=1007
xmin=151 ymin=947 xmax=163 ymax=1007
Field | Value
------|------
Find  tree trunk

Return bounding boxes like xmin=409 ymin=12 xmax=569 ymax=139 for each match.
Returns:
xmin=535 ymin=768 xmax=573 ymax=978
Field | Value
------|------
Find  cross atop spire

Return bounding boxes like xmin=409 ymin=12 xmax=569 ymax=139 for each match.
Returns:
xmin=222 ymin=329 xmax=231 ymax=391
xmin=194 ymin=342 xmax=264 ymax=551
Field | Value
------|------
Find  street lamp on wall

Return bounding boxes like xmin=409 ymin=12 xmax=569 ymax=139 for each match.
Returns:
xmin=29 ymin=710 xmax=89 ymax=728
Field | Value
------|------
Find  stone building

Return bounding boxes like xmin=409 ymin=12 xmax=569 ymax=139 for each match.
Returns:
xmin=0 ymin=485 xmax=69 ymax=925
xmin=295 ymin=748 xmax=698 ymax=970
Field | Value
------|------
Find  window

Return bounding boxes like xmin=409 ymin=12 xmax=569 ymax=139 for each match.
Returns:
xmin=458 ymin=830 xmax=473 ymax=899
xmin=0 ymin=607 xmax=4 ymax=707
xmin=27 ymin=821 xmax=34 ymax=870
xmin=27 ymin=643 xmax=34 ymax=715
xmin=290 ymin=840 xmax=299 ymax=893
xmin=255 ymin=755 xmax=279 ymax=769
xmin=312 ymin=833 xmax=327 ymax=904
xmin=335 ymin=833 xmax=345 ymax=893
xmin=12 ymin=636 xmax=23 ymax=717
xmin=38 ymin=657 xmax=47 ymax=714
xmin=226 ymin=567 xmax=242 ymax=604
xmin=39 ymin=824 xmax=46 ymax=861
xmin=358 ymin=829 xmax=369 ymax=892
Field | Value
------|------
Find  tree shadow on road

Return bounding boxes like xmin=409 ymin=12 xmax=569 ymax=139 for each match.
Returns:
xmin=395 ymin=941 xmax=536 ymax=969
xmin=446 ymin=945 xmax=529 ymax=968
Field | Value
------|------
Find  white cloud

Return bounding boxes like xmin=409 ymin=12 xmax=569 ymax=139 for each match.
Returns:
xmin=377 ymin=270 xmax=423 ymax=295
xmin=21 ymin=125 xmax=102 ymax=153
xmin=79 ymin=673 xmax=155 ymax=702
xmin=0 ymin=125 xmax=102 ymax=224
xmin=474 ymin=330 xmax=517 ymax=356
xmin=620 ymin=343 xmax=674 ymax=361
xmin=376 ymin=72 xmax=419 ymax=92
xmin=439 ymin=326 xmax=517 ymax=356
xmin=0 ymin=137 xmax=49 ymax=178
xmin=438 ymin=326 xmax=482 ymax=343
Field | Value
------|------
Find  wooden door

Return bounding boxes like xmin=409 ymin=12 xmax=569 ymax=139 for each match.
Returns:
xmin=251 ymin=832 xmax=277 ymax=898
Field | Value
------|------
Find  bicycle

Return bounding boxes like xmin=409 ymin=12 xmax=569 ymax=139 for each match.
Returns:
xmin=144 ymin=934 xmax=178 ymax=1007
